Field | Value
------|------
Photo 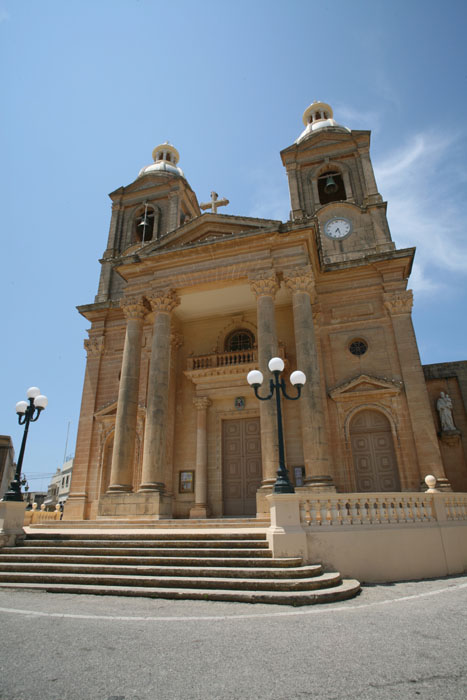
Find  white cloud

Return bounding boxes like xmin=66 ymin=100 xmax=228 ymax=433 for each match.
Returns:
xmin=374 ymin=130 xmax=467 ymax=295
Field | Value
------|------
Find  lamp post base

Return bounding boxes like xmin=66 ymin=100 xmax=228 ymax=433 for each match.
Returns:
xmin=0 ymin=500 xmax=26 ymax=546
xmin=2 ymin=479 xmax=24 ymax=502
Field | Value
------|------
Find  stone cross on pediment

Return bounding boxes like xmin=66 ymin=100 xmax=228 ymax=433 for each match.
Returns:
xmin=200 ymin=191 xmax=229 ymax=214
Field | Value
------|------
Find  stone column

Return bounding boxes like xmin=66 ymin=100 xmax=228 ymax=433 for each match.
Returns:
xmin=249 ymin=272 xmax=280 ymax=488
xmin=190 ymin=397 xmax=211 ymax=519
xmin=140 ymin=289 xmax=180 ymax=492
xmin=165 ymin=331 xmax=183 ymax=494
xmin=384 ymin=290 xmax=450 ymax=489
xmin=108 ymin=297 xmax=146 ymax=492
xmin=284 ymin=268 xmax=332 ymax=488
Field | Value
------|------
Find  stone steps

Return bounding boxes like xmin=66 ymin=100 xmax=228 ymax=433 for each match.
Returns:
xmin=0 ymin=531 xmax=361 ymax=606
xmin=0 ymin=580 xmax=361 ymax=605
xmin=31 ymin=518 xmax=270 ymax=530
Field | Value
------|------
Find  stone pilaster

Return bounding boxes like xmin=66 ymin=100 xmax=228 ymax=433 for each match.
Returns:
xmin=284 ymin=267 xmax=333 ymax=489
xmin=139 ymin=289 xmax=180 ymax=493
xmin=285 ymin=164 xmax=303 ymax=219
xmin=190 ymin=397 xmax=211 ymax=519
xmin=65 ymin=333 xmax=105 ymax=520
xmin=249 ymin=271 xmax=280 ymax=490
xmin=384 ymin=290 xmax=451 ymax=489
xmin=108 ymin=297 xmax=146 ymax=492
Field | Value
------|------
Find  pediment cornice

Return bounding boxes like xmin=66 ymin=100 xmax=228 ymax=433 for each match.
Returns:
xmin=329 ymin=374 xmax=403 ymax=401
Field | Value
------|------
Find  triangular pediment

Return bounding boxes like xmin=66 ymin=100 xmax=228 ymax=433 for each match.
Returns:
xmin=329 ymin=374 xmax=403 ymax=401
xmin=137 ymin=213 xmax=280 ymax=257
xmin=95 ymin=401 xmax=118 ymax=419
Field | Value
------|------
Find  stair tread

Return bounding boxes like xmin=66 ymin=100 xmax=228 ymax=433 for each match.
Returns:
xmin=0 ymin=562 xmax=322 ymax=577
xmin=0 ymin=580 xmax=361 ymax=605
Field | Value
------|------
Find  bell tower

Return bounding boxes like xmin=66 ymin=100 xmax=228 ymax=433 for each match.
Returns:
xmin=280 ymin=101 xmax=395 ymax=266
xmin=95 ymin=143 xmax=200 ymax=303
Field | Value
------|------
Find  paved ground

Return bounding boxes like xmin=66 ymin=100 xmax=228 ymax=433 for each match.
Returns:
xmin=0 ymin=575 xmax=466 ymax=700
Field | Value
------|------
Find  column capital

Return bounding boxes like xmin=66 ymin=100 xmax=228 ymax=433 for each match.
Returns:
xmin=146 ymin=288 xmax=180 ymax=314
xmin=283 ymin=266 xmax=316 ymax=300
xmin=84 ymin=336 xmax=104 ymax=357
xmin=249 ymin=271 xmax=279 ymax=299
xmin=384 ymin=290 xmax=413 ymax=316
xmin=194 ymin=396 xmax=211 ymax=411
xmin=120 ymin=296 xmax=147 ymax=321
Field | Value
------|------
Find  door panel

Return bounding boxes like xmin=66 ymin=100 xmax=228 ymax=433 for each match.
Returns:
xmin=350 ymin=410 xmax=400 ymax=492
xmin=223 ymin=418 xmax=262 ymax=515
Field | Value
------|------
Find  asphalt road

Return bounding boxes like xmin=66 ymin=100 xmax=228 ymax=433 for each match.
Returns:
xmin=0 ymin=575 xmax=466 ymax=700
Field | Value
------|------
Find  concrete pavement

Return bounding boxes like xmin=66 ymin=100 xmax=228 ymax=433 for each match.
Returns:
xmin=0 ymin=575 xmax=466 ymax=699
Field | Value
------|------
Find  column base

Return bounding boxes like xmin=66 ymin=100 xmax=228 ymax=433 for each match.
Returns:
xmin=98 ymin=491 xmax=172 ymax=518
xmin=189 ymin=504 xmax=210 ymax=519
xmin=107 ymin=484 xmax=133 ymax=493
xmin=138 ymin=482 xmax=165 ymax=492
xmin=62 ymin=493 xmax=88 ymax=520
xmin=302 ymin=475 xmax=336 ymax=492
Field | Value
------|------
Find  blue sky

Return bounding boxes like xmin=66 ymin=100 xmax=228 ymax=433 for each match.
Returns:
xmin=1 ymin=0 xmax=466 ymax=492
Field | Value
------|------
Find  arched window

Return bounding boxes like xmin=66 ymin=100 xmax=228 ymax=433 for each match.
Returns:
xmin=318 ymin=170 xmax=346 ymax=205
xmin=134 ymin=206 xmax=158 ymax=243
xmin=225 ymin=329 xmax=255 ymax=352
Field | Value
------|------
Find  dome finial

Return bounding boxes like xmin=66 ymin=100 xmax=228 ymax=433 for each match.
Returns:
xmin=296 ymin=101 xmax=350 ymax=143
xmin=137 ymin=142 xmax=184 ymax=179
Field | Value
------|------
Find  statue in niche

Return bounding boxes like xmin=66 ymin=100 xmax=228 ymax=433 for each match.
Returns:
xmin=437 ymin=392 xmax=456 ymax=431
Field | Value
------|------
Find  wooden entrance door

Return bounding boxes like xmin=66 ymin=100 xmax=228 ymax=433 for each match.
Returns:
xmin=350 ymin=410 xmax=400 ymax=492
xmin=222 ymin=418 xmax=262 ymax=516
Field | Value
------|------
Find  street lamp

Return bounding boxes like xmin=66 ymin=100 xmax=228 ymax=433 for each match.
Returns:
xmin=247 ymin=358 xmax=306 ymax=494
xmin=2 ymin=387 xmax=48 ymax=502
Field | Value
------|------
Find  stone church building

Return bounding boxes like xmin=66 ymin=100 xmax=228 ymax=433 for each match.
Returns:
xmin=65 ymin=102 xmax=467 ymax=522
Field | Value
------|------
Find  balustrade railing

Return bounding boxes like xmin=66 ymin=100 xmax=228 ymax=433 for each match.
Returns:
xmin=24 ymin=502 xmax=61 ymax=525
xmin=187 ymin=346 xmax=286 ymax=371
xmin=298 ymin=493 xmax=467 ymax=527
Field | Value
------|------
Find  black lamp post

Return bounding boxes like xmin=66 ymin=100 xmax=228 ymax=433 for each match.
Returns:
xmin=2 ymin=387 xmax=48 ymax=502
xmin=247 ymin=358 xmax=306 ymax=494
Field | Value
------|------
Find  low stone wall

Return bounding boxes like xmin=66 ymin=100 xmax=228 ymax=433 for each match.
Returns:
xmin=267 ymin=492 xmax=467 ymax=583
xmin=23 ymin=503 xmax=61 ymax=526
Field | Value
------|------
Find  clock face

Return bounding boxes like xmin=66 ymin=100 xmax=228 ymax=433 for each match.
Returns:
xmin=324 ymin=217 xmax=353 ymax=239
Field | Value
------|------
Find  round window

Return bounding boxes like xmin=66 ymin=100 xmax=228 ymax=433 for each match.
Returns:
xmin=349 ymin=339 xmax=368 ymax=356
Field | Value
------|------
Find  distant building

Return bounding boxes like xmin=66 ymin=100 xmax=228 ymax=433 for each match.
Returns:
xmin=24 ymin=491 xmax=47 ymax=509
xmin=45 ymin=459 xmax=74 ymax=510
xmin=0 ymin=436 xmax=15 ymax=499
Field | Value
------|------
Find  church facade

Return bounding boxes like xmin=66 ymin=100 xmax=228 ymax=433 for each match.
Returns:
xmin=65 ymin=102 xmax=467 ymax=522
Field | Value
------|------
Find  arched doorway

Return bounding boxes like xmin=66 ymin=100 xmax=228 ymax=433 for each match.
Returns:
xmin=350 ymin=410 xmax=400 ymax=492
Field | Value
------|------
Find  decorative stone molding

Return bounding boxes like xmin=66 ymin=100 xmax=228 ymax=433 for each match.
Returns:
xmin=170 ymin=331 xmax=184 ymax=349
xmin=147 ymin=288 xmax=180 ymax=314
xmin=120 ymin=296 xmax=146 ymax=321
xmin=249 ymin=271 xmax=279 ymax=299
xmin=283 ymin=266 xmax=315 ymax=299
xmin=194 ymin=396 xmax=212 ymax=411
xmin=329 ymin=374 xmax=403 ymax=402
xmin=84 ymin=336 xmax=105 ymax=356
xmin=384 ymin=290 xmax=413 ymax=316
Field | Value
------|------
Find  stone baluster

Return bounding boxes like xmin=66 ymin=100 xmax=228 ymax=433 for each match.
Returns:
xmin=108 ymin=297 xmax=146 ymax=492
xmin=140 ymin=289 xmax=180 ymax=492
xmin=190 ymin=397 xmax=212 ymax=519
xmin=249 ymin=272 xmax=280 ymax=489
xmin=284 ymin=267 xmax=332 ymax=488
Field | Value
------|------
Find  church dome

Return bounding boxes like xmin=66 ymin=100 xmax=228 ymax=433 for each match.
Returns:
xmin=296 ymin=101 xmax=350 ymax=143
xmin=137 ymin=142 xmax=185 ymax=178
